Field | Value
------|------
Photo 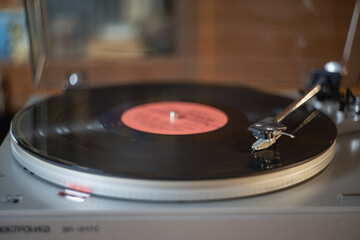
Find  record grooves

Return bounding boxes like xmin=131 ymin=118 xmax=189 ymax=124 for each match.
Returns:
xmin=10 ymin=83 xmax=337 ymax=201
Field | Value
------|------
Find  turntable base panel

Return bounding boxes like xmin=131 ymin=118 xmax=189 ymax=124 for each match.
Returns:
xmin=1 ymin=133 xmax=360 ymax=239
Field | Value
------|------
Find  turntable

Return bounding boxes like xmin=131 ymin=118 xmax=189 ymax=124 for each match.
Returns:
xmin=1 ymin=0 xmax=360 ymax=240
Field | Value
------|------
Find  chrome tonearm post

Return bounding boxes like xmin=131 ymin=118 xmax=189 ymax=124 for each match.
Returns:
xmin=248 ymin=83 xmax=322 ymax=151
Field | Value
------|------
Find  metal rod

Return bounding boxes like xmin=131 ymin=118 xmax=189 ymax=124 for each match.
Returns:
xmin=275 ymin=83 xmax=322 ymax=123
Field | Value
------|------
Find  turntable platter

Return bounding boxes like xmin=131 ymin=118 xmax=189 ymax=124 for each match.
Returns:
xmin=10 ymin=84 xmax=337 ymax=201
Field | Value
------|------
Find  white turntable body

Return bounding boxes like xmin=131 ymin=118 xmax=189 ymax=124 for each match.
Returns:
xmin=1 ymin=127 xmax=360 ymax=240
xmin=2 ymin=0 xmax=360 ymax=238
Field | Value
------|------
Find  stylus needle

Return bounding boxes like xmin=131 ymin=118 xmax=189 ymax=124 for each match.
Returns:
xmin=248 ymin=83 xmax=322 ymax=151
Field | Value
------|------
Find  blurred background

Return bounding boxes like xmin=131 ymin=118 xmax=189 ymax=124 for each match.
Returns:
xmin=0 ymin=0 xmax=357 ymax=141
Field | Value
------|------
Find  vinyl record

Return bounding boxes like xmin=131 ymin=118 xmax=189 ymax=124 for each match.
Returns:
xmin=10 ymin=83 xmax=337 ymax=201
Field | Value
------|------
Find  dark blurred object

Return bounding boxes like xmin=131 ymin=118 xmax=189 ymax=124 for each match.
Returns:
xmin=0 ymin=74 xmax=6 ymax=115
xmin=308 ymin=61 xmax=360 ymax=134
xmin=310 ymin=61 xmax=359 ymax=115
xmin=0 ymin=113 xmax=12 ymax=143
xmin=311 ymin=70 xmax=341 ymax=101
xmin=340 ymin=88 xmax=357 ymax=112
xmin=0 ymin=73 xmax=12 ymax=143
xmin=311 ymin=61 xmax=344 ymax=101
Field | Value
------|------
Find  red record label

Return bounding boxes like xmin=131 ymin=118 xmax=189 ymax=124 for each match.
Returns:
xmin=121 ymin=101 xmax=228 ymax=135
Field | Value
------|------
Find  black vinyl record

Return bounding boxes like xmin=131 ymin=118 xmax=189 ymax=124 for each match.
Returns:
xmin=11 ymin=83 xmax=337 ymax=181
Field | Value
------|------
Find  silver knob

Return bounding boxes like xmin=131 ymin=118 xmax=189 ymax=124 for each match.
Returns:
xmin=324 ymin=61 xmax=343 ymax=74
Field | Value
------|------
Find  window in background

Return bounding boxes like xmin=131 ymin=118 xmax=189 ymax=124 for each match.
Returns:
xmin=44 ymin=0 xmax=174 ymax=59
